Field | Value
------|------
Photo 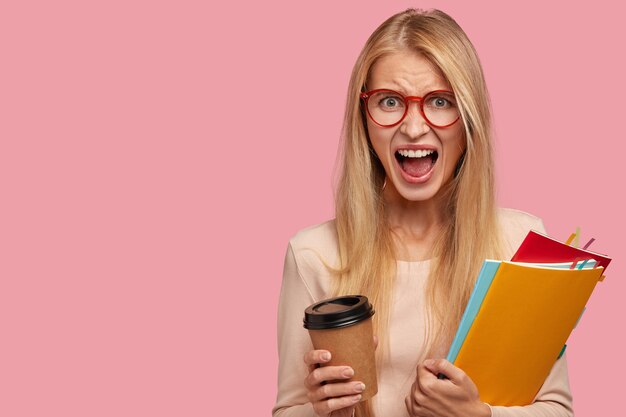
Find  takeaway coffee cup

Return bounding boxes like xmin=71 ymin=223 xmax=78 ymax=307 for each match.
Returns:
xmin=303 ymin=295 xmax=378 ymax=401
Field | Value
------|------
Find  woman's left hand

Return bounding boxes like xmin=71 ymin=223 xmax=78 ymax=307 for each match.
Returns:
xmin=405 ymin=359 xmax=491 ymax=417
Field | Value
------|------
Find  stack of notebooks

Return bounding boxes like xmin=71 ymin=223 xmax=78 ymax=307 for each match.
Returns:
xmin=446 ymin=229 xmax=612 ymax=406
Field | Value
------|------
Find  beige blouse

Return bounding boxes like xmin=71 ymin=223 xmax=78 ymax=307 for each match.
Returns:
xmin=273 ymin=208 xmax=574 ymax=417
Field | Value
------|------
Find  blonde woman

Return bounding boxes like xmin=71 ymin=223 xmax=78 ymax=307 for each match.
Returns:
xmin=273 ymin=8 xmax=573 ymax=417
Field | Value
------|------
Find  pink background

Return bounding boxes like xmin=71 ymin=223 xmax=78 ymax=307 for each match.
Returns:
xmin=1 ymin=1 xmax=624 ymax=415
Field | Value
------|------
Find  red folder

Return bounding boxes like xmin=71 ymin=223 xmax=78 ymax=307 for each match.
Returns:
xmin=511 ymin=230 xmax=611 ymax=271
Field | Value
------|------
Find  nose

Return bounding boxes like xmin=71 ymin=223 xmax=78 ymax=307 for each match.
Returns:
xmin=399 ymin=100 xmax=430 ymax=138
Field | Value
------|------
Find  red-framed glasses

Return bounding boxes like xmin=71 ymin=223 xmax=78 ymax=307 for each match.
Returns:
xmin=360 ymin=89 xmax=461 ymax=128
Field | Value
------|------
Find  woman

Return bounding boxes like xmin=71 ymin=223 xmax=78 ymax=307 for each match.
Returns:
xmin=273 ymin=8 xmax=573 ymax=417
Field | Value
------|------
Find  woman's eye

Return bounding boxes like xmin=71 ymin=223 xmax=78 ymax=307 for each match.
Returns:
xmin=379 ymin=96 xmax=403 ymax=109
xmin=427 ymin=95 xmax=455 ymax=109
xmin=432 ymin=97 xmax=448 ymax=108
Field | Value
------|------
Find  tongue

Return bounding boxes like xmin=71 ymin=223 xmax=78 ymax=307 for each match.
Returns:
xmin=401 ymin=157 xmax=433 ymax=177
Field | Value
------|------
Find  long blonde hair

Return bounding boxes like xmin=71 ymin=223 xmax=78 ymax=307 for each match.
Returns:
xmin=328 ymin=8 xmax=506 ymax=416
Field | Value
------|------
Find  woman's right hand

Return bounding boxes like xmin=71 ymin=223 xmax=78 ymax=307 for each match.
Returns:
xmin=303 ymin=336 xmax=377 ymax=417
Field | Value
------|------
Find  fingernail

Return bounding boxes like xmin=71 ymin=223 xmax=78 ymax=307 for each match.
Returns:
xmin=342 ymin=368 xmax=354 ymax=378
xmin=352 ymin=394 xmax=362 ymax=402
xmin=321 ymin=352 xmax=331 ymax=361
xmin=354 ymin=383 xmax=366 ymax=392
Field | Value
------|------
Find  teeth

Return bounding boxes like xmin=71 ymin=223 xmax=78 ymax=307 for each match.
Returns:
xmin=397 ymin=149 xmax=435 ymax=158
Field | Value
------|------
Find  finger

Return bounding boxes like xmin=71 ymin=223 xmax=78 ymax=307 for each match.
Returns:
xmin=405 ymin=393 xmax=420 ymax=416
xmin=303 ymin=350 xmax=331 ymax=374
xmin=416 ymin=363 xmax=439 ymax=397
xmin=308 ymin=380 xmax=366 ymax=402
xmin=314 ymin=394 xmax=361 ymax=415
xmin=405 ymin=380 xmax=427 ymax=416
xmin=423 ymin=359 xmax=465 ymax=384
xmin=305 ymin=365 xmax=355 ymax=389
xmin=303 ymin=349 xmax=332 ymax=367
xmin=405 ymin=395 xmax=413 ymax=415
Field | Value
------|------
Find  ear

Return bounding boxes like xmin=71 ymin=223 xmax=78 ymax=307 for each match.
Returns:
xmin=454 ymin=150 xmax=466 ymax=178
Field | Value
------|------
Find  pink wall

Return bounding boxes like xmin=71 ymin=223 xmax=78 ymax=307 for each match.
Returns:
xmin=1 ymin=1 xmax=623 ymax=415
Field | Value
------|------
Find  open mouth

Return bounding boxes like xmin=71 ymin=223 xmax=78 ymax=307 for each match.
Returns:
xmin=395 ymin=149 xmax=439 ymax=178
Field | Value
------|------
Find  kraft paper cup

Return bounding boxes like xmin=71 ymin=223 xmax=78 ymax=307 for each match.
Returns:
xmin=303 ymin=295 xmax=378 ymax=401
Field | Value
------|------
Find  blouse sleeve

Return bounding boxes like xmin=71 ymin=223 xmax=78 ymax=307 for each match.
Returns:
xmin=487 ymin=213 xmax=574 ymax=417
xmin=272 ymin=242 xmax=319 ymax=417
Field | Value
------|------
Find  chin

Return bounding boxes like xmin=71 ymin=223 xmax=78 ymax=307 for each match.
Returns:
xmin=396 ymin=185 xmax=440 ymax=202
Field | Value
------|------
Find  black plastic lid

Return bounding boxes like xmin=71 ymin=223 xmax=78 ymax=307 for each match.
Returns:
xmin=303 ymin=295 xmax=375 ymax=330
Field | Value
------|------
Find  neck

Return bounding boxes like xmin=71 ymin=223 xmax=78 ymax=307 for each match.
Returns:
xmin=382 ymin=180 xmax=449 ymax=261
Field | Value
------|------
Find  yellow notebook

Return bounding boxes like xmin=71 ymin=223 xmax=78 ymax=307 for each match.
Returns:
xmin=453 ymin=261 xmax=604 ymax=406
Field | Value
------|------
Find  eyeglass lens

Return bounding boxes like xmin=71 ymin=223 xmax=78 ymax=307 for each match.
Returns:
xmin=366 ymin=90 xmax=459 ymax=127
